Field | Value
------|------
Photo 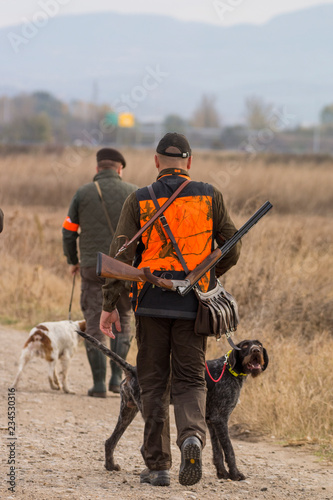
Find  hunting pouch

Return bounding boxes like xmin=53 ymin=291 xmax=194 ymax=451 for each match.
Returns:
xmin=193 ymin=279 xmax=239 ymax=340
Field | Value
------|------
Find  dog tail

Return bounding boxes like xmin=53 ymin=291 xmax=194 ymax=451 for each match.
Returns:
xmin=76 ymin=329 xmax=136 ymax=376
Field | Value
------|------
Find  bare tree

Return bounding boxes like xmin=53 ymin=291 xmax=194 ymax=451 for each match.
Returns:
xmin=191 ymin=94 xmax=220 ymax=128
xmin=321 ymin=104 xmax=333 ymax=127
xmin=244 ymin=96 xmax=273 ymax=130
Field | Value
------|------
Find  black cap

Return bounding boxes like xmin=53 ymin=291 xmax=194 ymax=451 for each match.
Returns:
xmin=96 ymin=148 xmax=126 ymax=168
xmin=156 ymin=133 xmax=191 ymax=158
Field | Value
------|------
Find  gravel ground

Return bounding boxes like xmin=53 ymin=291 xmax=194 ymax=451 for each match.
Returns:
xmin=1 ymin=325 xmax=332 ymax=500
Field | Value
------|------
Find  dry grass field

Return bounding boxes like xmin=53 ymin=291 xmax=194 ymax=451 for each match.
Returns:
xmin=0 ymin=147 xmax=332 ymax=458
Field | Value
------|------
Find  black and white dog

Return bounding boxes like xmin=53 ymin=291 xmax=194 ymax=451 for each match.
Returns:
xmin=77 ymin=331 xmax=268 ymax=481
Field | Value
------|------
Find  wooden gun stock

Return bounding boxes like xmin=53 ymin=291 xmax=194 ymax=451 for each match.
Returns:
xmin=97 ymin=252 xmax=143 ymax=282
xmin=96 ymin=252 xmax=176 ymax=290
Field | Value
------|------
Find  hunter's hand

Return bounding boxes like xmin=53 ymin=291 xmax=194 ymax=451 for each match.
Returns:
xmin=100 ymin=309 xmax=121 ymax=338
xmin=70 ymin=264 xmax=80 ymax=276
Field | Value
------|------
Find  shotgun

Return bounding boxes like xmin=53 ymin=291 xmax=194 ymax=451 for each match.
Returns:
xmin=96 ymin=201 xmax=273 ymax=296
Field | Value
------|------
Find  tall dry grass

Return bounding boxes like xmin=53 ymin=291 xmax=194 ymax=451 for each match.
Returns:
xmin=0 ymin=148 xmax=332 ymax=216
xmin=0 ymin=147 xmax=332 ymax=454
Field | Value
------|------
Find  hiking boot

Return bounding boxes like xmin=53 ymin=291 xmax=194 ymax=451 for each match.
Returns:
xmin=140 ymin=468 xmax=170 ymax=486
xmin=179 ymin=436 xmax=202 ymax=486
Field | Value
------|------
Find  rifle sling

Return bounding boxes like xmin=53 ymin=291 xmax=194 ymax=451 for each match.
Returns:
xmin=115 ymin=178 xmax=191 ymax=257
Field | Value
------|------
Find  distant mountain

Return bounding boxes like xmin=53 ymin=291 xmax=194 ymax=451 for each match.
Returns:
xmin=1 ymin=5 xmax=332 ymax=124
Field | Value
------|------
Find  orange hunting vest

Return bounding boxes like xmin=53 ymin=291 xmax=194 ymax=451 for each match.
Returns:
xmin=133 ymin=174 xmax=215 ymax=318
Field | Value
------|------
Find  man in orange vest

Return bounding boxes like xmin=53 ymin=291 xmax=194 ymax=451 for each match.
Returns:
xmin=100 ymin=133 xmax=241 ymax=486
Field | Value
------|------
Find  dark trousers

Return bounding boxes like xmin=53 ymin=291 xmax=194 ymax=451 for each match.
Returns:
xmin=136 ymin=316 xmax=207 ymax=471
xmin=80 ymin=267 xmax=132 ymax=342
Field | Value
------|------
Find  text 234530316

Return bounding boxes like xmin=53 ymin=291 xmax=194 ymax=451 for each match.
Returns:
xmin=7 ymin=387 xmax=16 ymax=493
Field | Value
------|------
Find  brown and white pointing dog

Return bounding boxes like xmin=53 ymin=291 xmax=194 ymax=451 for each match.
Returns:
xmin=13 ymin=320 xmax=86 ymax=394
xmin=77 ymin=330 xmax=268 ymax=481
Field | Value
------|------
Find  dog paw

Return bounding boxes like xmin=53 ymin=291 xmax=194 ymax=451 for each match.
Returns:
xmin=229 ymin=470 xmax=246 ymax=481
xmin=105 ymin=462 xmax=121 ymax=471
xmin=64 ymin=388 xmax=76 ymax=394
xmin=216 ymin=469 xmax=229 ymax=480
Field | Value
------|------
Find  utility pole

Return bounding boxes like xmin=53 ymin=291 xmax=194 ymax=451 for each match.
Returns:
xmin=312 ymin=124 xmax=321 ymax=153
xmin=91 ymin=80 xmax=99 ymax=124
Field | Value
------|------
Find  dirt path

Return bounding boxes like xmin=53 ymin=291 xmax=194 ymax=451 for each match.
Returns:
xmin=1 ymin=325 xmax=332 ymax=500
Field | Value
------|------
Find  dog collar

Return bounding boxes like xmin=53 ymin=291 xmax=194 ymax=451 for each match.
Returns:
xmin=226 ymin=350 xmax=247 ymax=378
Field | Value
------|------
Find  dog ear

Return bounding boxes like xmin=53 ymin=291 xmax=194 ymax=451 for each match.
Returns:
xmin=262 ymin=348 xmax=269 ymax=371
xmin=78 ymin=320 xmax=86 ymax=332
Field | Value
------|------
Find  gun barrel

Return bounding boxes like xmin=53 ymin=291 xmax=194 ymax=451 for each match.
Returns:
xmin=178 ymin=201 xmax=273 ymax=296
xmin=220 ymin=201 xmax=272 ymax=257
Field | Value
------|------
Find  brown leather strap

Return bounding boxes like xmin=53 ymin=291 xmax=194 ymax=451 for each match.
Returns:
xmin=148 ymin=184 xmax=190 ymax=274
xmin=115 ymin=178 xmax=191 ymax=258
xmin=94 ymin=181 xmax=115 ymax=237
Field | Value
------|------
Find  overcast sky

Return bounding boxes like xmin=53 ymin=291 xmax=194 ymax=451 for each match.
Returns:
xmin=1 ymin=0 xmax=333 ymax=28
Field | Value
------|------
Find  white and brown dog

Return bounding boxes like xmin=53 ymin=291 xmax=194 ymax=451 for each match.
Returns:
xmin=12 ymin=320 xmax=86 ymax=394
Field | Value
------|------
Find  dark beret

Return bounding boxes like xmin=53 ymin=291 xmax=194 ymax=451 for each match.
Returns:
xmin=96 ymin=148 xmax=126 ymax=168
